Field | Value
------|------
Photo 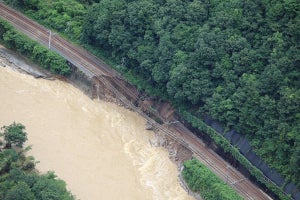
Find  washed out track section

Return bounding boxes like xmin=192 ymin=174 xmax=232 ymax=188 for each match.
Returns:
xmin=0 ymin=3 xmax=272 ymax=200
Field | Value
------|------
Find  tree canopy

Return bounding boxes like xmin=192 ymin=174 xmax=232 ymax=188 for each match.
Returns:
xmin=81 ymin=0 xmax=300 ymax=187
xmin=1 ymin=122 xmax=27 ymax=148
xmin=0 ymin=122 xmax=74 ymax=200
xmin=3 ymin=0 xmax=300 ymax=195
xmin=183 ymin=159 xmax=242 ymax=200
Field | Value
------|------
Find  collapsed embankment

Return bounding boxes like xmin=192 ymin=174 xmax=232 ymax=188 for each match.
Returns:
xmin=0 ymin=46 xmax=196 ymax=200
xmin=67 ymin=61 xmax=194 ymax=166
xmin=0 ymin=44 xmax=269 ymax=200
xmin=0 ymin=43 xmax=194 ymax=170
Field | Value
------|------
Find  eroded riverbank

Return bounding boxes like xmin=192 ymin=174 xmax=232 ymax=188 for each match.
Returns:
xmin=0 ymin=49 xmax=194 ymax=200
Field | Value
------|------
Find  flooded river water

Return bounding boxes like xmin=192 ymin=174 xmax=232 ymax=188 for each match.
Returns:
xmin=0 ymin=63 xmax=193 ymax=200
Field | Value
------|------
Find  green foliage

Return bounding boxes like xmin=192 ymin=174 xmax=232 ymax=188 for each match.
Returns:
xmin=180 ymin=110 xmax=290 ymax=200
xmin=79 ymin=0 xmax=300 ymax=190
xmin=0 ymin=19 xmax=70 ymax=76
xmin=0 ymin=123 xmax=74 ymax=200
xmin=4 ymin=181 xmax=35 ymax=200
xmin=4 ymin=0 xmax=87 ymax=41
xmin=3 ymin=0 xmax=299 ymax=198
xmin=183 ymin=159 xmax=242 ymax=200
xmin=1 ymin=122 xmax=27 ymax=148
xmin=31 ymin=172 xmax=73 ymax=200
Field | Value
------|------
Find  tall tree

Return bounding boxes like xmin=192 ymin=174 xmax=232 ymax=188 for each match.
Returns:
xmin=1 ymin=122 xmax=27 ymax=148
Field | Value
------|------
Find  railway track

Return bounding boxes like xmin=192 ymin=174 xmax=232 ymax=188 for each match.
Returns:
xmin=0 ymin=3 xmax=274 ymax=199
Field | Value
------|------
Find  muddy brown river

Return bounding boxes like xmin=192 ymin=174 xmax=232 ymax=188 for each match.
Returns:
xmin=0 ymin=63 xmax=194 ymax=200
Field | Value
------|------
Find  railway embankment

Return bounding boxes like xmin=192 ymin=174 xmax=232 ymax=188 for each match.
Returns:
xmin=0 ymin=3 xmax=278 ymax=199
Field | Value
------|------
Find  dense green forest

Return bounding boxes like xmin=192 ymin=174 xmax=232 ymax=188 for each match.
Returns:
xmin=2 ymin=0 xmax=299 ymax=196
xmin=0 ymin=122 xmax=74 ymax=200
xmin=183 ymin=159 xmax=242 ymax=200
xmin=82 ymin=0 xmax=300 ymax=187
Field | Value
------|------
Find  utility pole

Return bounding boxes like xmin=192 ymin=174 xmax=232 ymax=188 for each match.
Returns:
xmin=165 ymin=121 xmax=179 ymax=125
xmin=48 ymin=30 xmax=51 ymax=49
xmin=231 ymin=178 xmax=246 ymax=185
xmin=226 ymin=165 xmax=230 ymax=184
xmin=48 ymin=30 xmax=56 ymax=49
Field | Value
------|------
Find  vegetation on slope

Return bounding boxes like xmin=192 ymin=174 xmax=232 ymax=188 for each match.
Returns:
xmin=6 ymin=0 xmax=87 ymax=41
xmin=183 ymin=159 xmax=242 ymax=200
xmin=0 ymin=122 xmax=74 ymax=200
xmin=80 ymin=0 xmax=300 ymax=187
xmin=180 ymin=110 xmax=290 ymax=200
xmin=0 ymin=19 xmax=71 ymax=76
xmin=2 ymin=0 xmax=299 ymax=198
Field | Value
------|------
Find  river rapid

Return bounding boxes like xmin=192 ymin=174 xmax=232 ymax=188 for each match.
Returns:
xmin=0 ymin=62 xmax=194 ymax=200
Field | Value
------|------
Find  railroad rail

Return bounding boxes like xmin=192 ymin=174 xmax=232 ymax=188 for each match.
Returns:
xmin=0 ymin=3 xmax=273 ymax=199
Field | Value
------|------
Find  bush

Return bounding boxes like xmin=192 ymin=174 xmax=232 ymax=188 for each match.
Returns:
xmin=0 ymin=122 xmax=27 ymax=148
xmin=0 ymin=123 xmax=74 ymax=200
xmin=0 ymin=19 xmax=70 ymax=76
xmin=183 ymin=159 xmax=242 ymax=200
xmin=179 ymin=110 xmax=290 ymax=200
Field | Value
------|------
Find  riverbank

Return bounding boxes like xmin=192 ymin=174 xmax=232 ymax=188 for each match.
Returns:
xmin=0 ymin=45 xmax=195 ymax=200
xmin=0 ymin=45 xmax=50 ymax=77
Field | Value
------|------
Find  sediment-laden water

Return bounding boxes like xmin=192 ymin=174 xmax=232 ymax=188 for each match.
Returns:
xmin=0 ymin=64 xmax=193 ymax=200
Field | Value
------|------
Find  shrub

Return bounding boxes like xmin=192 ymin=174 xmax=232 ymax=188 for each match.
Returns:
xmin=183 ymin=159 xmax=242 ymax=200
xmin=0 ymin=19 xmax=71 ymax=76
